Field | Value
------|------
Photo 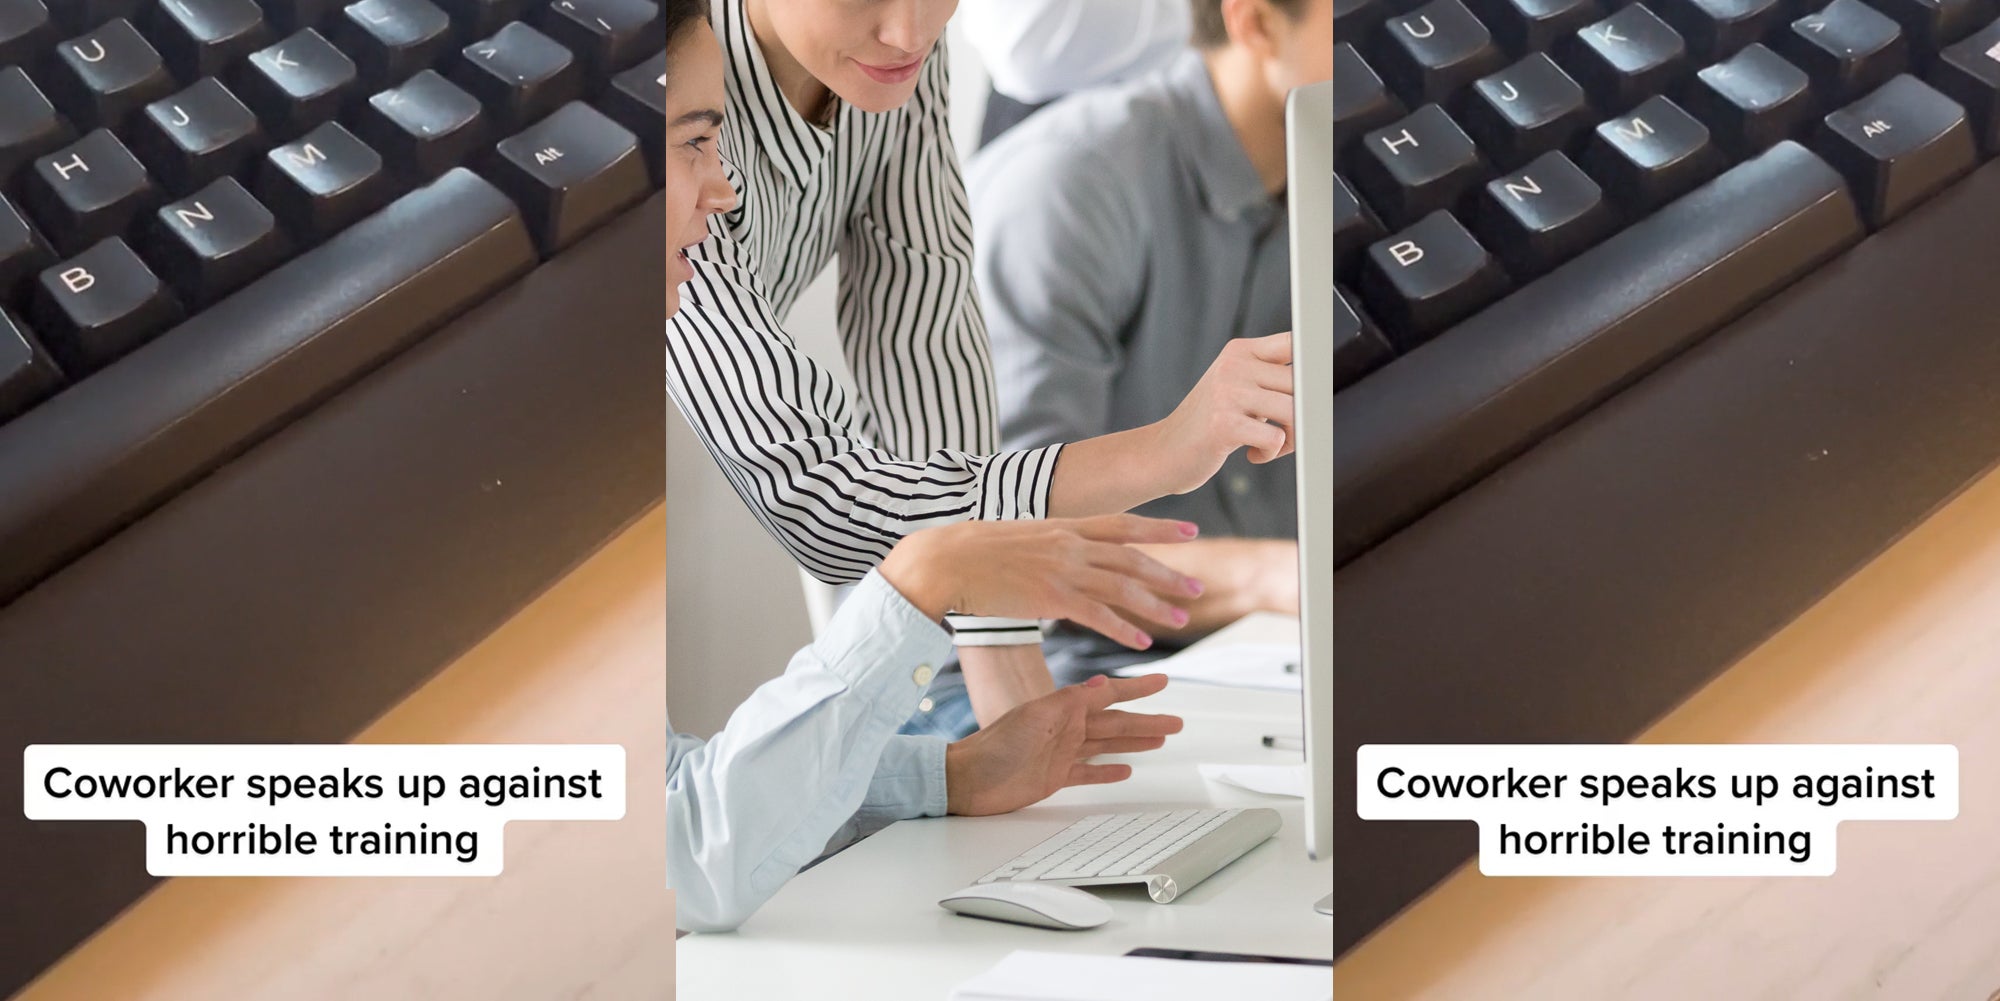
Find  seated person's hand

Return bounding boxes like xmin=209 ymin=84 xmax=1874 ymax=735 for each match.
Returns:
xmin=945 ymin=674 xmax=1182 ymax=817
xmin=1152 ymin=331 xmax=1296 ymax=495
xmin=879 ymin=515 xmax=1205 ymax=650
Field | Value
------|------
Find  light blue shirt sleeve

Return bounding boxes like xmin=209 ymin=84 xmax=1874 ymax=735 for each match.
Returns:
xmin=666 ymin=570 xmax=955 ymax=932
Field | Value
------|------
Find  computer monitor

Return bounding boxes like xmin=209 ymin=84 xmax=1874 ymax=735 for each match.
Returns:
xmin=1289 ymin=78 xmax=1335 ymax=882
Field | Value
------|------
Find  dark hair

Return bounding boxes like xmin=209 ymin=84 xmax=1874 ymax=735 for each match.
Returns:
xmin=1190 ymin=0 xmax=1309 ymax=48
xmin=664 ymin=0 xmax=710 ymax=43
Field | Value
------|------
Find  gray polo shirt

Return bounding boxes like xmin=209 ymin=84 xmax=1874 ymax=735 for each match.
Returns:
xmin=967 ymin=51 xmax=1296 ymax=684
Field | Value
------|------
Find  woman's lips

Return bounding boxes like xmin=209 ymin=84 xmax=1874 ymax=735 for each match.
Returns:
xmin=855 ymin=56 xmax=923 ymax=84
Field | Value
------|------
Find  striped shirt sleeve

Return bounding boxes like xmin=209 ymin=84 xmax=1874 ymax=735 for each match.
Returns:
xmin=668 ymin=235 xmax=1061 ymax=592
xmin=666 ymin=47 xmax=1061 ymax=646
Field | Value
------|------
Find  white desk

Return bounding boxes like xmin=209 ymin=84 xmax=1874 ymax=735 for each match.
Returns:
xmin=676 ymin=681 xmax=1332 ymax=1000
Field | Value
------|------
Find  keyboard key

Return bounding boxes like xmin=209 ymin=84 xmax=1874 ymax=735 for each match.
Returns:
xmin=25 ymin=130 xmax=162 ymax=255
xmin=1469 ymin=0 xmax=1604 ymax=55
xmin=0 ymin=0 xmax=55 ymax=69
xmin=533 ymin=0 xmax=662 ymax=82
xmin=1334 ymin=285 xmax=1394 ymax=390
xmin=146 ymin=0 xmax=274 ymax=79
xmin=1335 ymin=173 xmax=1384 ymax=283
xmin=1871 ymin=0 xmax=1991 ymax=61
xmin=602 ymin=51 xmax=667 ymax=184
xmin=1353 ymin=104 xmax=1488 ymax=228
xmin=29 ymin=237 xmax=183 ymax=376
xmin=333 ymin=0 xmax=454 ymax=89
xmin=0 ymin=310 xmax=61 ymax=423
xmin=46 ymin=18 xmax=177 ymax=132
xmin=1932 ymin=18 xmax=2000 ymax=152
xmin=143 ymin=176 xmax=291 ymax=305
xmin=452 ymin=22 xmax=584 ymax=132
xmin=1374 ymin=0 xmax=1509 ymax=104
xmin=130 ymin=78 xmax=266 ymax=195
xmin=1778 ymin=0 xmax=1908 ymax=103
xmin=1361 ymin=210 xmax=1512 ymax=348
xmin=1651 ymin=0 xmax=1784 ymax=60
xmin=1564 ymin=4 xmax=1690 ymax=112
xmin=0 ymin=68 xmax=76 ymax=189
xmin=1685 ymin=43 xmax=1816 ymax=155
xmin=1332 ymin=141 xmax=1864 ymax=564
xmin=1474 ymin=149 xmax=1620 ymax=277
xmin=1461 ymin=53 xmax=1595 ymax=169
xmin=255 ymin=121 xmax=394 ymax=241
xmin=354 ymin=69 xmax=486 ymax=180
xmin=1814 ymin=74 xmax=1976 ymax=226
xmin=487 ymin=101 xmax=648 ymax=254
xmin=1335 ymin=44 xmax=1407 ymax=161
xmin=0 ymin=195 xmax=53 ymax=301
xmin=236 ymin=28 xmax=360 ymax=140
xmin=1584 ymin=95 xmax=1727 ymax=211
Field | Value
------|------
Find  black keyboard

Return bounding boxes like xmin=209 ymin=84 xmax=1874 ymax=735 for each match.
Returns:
xmin=1330 ymin=0 xmax=2000 ymax=955
xmin=0 ymin=0 xmax=667 ymax=991
xmin=1333 ymin=0 xmax=2000 ymax=561
xmin=0 ymin=0 xmax=671 ymax=600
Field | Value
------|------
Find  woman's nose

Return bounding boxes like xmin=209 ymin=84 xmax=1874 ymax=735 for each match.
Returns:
xmin=876 ymin=1 xmax=931 ymax=56
xmin=702 ymin=171 xmax=738 ymax=213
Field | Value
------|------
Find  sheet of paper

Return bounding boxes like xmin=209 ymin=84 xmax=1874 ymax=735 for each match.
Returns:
xmin=1199 ymin=762 xmax=1307 ymax=799
xmin=1113 ymin=642 xmax=1301 ymax=691
xmin=1198 ymin=611 xmax=1301 ymax=647
xmin=949 ymin=950 xmax=1331 ymax=1001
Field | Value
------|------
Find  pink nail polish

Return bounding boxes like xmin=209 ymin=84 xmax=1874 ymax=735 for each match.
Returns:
xmin=1179 ymin=521 xmax=1198 ymax=537
xmin=1173 ymin=608 xmax=1190 ymax=626
xmin=1187 ymin=578 xmax=1205 ymax=597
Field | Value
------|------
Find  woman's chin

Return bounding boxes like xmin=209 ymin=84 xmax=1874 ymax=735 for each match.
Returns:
xmin=835 ymin=76 xmax=920 ymax=114
xmin=665 ymin=285 xmax=682 ymax=317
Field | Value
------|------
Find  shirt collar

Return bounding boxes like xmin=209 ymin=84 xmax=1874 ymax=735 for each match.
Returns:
xmin=1164 ymin=52 xmax=1274 ymax=223
xmin=718 ymin=0 xmax=835 ymax=188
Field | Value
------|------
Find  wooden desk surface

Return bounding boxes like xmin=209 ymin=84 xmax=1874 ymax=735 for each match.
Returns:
xmin=1337 ymin=469 xmax=2000 ymax=1000
xmin=15 ymin=463 xmax=2000 ymax=1001
xmin=14 ymin=508 xmax=675 ymax=1001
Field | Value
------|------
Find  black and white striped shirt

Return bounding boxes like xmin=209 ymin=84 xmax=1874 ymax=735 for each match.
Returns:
xmin=668 ymin=0 xmax=1057 ymax=646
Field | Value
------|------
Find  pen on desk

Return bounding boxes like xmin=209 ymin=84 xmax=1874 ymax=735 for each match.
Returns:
xmin=1261 ymin=734 xmax=1303 ymax=750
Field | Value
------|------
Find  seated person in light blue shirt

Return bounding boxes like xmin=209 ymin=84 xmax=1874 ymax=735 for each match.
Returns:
xmin=658 ymin=11 xmax=1199 ymax=931
xmin=668 ymin=514 xmax=1198 ymax=932
xmin=897 ymin=0 xmax=1333 ymax=740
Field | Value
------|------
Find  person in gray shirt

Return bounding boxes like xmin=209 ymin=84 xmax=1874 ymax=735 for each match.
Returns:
xmin=896 ymin=0 xmax=1333 ymax=740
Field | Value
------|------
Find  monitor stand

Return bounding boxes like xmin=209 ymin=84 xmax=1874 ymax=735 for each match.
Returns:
xmin=1314 ymin=893 xmax=1331 ymax=916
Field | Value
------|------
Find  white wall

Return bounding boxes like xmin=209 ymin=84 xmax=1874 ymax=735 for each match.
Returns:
xmin=664 ymin=32 xmax=991 ymax=737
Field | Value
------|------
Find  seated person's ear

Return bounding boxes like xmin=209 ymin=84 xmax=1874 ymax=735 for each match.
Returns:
xmin=1222 ymin=0 xmax=1284 ymax=59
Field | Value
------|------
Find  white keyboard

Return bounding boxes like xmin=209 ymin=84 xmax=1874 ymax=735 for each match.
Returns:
xmin=974 ymin=808 xmax=1281 ymax=903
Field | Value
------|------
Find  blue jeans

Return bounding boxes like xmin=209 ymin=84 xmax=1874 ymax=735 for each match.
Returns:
xmin=897 ymin=667 xmax=979 ymax=740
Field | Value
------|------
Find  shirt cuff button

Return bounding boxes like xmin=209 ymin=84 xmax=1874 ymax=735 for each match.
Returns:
xmin=913 ymin=664 xmax=934 ymax=687
xmin=919 ymin=697 xmax=935 ymax=713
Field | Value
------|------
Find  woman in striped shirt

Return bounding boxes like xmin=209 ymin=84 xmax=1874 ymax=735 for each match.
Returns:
xmin=669 ymin=0 xmax=1296 ymax=726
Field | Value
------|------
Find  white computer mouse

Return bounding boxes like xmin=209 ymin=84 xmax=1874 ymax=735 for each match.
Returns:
xmin=937 ymin=882 xmax=1113 ymax=930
